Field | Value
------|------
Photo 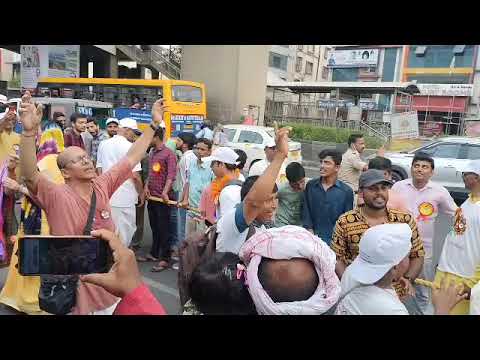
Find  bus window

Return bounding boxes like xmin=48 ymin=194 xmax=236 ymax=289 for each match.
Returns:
xmin=172 ymin=86 xmax=202 ymax=103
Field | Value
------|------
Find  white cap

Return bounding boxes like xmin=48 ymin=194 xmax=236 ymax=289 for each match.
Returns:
xmin=347 ymin=223 xmax=412 ymax=285
xmin=456 ymin=160 xmax=480 ymax=176
xmin=0 ymin=94 xmax=7 ymax=103
xmin=119 ymin=117 xmax=139 ymax=130
xmin=202 ymin=147 xmax=239 ymax=165
xmin=265 ymin=138 xmax=276 ymax=148
xmin=106 ymin=117 xmax=119 ymax=126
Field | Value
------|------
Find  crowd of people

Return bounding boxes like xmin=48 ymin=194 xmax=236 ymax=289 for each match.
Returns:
xmin=0 ymin=91 xmax=478 ymax=316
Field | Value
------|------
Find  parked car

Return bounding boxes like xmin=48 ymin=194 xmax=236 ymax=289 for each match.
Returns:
xmin=222 ymin=124 xmax=303 ymax=172
xmin=379 ymin=136 xmax=480 ymax=204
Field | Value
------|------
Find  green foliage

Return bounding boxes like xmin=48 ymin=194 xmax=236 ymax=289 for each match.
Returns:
xmin=285 ymin=123 xmax=383 ymax=149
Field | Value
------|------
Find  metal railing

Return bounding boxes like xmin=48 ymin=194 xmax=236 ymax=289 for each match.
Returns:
xmin=115 ymin=45 xmax=181 ymax=80
xmin=264 ymin=99 xmax=391 ymax=142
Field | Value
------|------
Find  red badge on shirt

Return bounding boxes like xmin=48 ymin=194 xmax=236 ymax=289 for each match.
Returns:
xmin=152 ymin=162 xmax=162 ymax=173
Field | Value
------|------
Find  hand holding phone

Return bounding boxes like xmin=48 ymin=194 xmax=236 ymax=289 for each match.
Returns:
xmin=19 ymin=235 xmax=112 ymax=276
xmin=80 ymin=229 xmax=142 ymax=298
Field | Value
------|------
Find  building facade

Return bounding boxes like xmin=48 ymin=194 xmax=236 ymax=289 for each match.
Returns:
xmin=267 ymin=45 xmax=331 ymax=102
xmin=328 ymin=45 xmax=479 ymax=136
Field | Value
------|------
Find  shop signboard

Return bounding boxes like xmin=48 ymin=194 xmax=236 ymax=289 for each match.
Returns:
xmin=390 ymin=111 xmax=419 ymax=139
xmin=416 ymin=84 xmax=474 ymax=97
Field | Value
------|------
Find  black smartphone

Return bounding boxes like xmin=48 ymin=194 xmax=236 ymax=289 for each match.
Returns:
xmin=18 ymin=236 xmax=113 ymax=276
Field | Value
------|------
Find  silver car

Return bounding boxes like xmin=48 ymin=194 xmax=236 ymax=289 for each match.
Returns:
xmin=381 ymin=137 xmax=480 ymax=202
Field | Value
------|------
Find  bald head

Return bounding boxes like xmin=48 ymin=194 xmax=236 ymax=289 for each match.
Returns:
xmin=258 ymin=258 xmax=319 ymax=303
xmin=57 ymin=146 xmax=86 ymax=169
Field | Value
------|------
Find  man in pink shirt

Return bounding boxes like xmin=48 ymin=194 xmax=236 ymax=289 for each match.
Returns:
xmin=392 ymin=153 xmax=457 ymax=314
xmin=19 ymin=91 xmax=168 ymax=315
xmin=357 ymin=157 xmax=409 ymax=213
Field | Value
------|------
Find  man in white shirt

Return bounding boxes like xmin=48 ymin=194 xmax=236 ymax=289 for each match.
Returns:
xmin=215 ymin=129 xmax=289 ymax=254
xmin=248 ymin=139 xmax=287 ymax=184
xmin=435 ymin=159 xmax=480 ymax=314
xmin=335 ymin=223 xmax=464 ymax=315
xmin=202 ymin=147 xmax=243 ymax=219
xmin=96 ymin=118 xmax=143 ymax=247
xmin=175 ymin=133 xmax=198 ymax=246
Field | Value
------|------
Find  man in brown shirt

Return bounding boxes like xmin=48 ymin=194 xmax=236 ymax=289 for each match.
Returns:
xmin=338 ymin=134 xmax=368 ymax=192
xmin=331 ymin=169 xmax=425 ymax=298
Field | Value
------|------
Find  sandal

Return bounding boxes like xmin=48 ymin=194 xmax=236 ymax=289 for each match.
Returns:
xmin=145 ymin=254 xmax=159 ymax=262
xmin=151 ymin=261 xmax=169 ymax=272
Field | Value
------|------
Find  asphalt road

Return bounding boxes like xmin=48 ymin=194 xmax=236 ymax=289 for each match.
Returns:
xmin=0 ymin=164 xmax=456 ymax=315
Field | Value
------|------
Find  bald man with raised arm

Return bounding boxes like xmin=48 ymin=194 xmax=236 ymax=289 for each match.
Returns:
xmin=19 ymin=91 xmax=168 ymax=315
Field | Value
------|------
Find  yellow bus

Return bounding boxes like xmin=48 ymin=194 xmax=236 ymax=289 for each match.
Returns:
xmin=35 ymin=77 xmax=207 ymax=138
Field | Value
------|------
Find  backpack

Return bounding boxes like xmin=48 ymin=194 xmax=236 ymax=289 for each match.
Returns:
xmin=177 ymin=224 xmax=219 ymax=307
xmin=177 ymin=220 xmax=256 ymax=308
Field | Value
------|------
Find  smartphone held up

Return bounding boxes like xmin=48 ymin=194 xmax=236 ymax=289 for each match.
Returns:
xmin=18 ymin=236 xmax=113 ymax=276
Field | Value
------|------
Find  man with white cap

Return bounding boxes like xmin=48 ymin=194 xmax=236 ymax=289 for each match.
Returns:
xmin=203 ymin=146 xmax=243 ymax=219
xmin=248 ymin=139 xmax=287 ymax=184
xmin=105 ymin=118 xmax=119 ymax=138
xmin=336 ymin=223 xmax=466 ymax=315
xmin=96 ymin=118 xmax=144 ymax=247
xmin=434 ymin=159 xmax=480 ymax=314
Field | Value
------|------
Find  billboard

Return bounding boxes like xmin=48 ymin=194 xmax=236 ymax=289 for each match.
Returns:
xmin=327 ymin=49 xmax=379 ymax=68
xmin=21 ymin=45 xmax=80 ymax=91
xmin=390 ymin=111 xmax=419 ymax=139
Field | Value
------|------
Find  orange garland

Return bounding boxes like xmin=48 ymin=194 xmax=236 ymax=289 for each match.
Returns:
xmin=211 ymin=169 xmax=240 ymax=205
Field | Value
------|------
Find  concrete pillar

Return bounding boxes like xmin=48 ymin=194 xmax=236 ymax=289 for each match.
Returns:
xmin=107 ymin=53 xmax=118 ymax=78
xmin=181 ymin=45 xmax=269 ymax=125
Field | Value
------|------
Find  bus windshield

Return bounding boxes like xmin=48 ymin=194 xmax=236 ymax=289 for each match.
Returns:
xmin=171 ymin=85 xmax=202 ymax=103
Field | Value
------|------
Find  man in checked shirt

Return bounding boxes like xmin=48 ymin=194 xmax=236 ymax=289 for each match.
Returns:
xmin=144 ymin=127 xmax=177 ymax=272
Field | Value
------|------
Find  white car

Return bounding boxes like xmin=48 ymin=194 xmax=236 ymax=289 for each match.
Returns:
xmin=222 ymin=124 xmax=303 ymax=172
xmin=380 ymin=136 xmax=480 ymax=203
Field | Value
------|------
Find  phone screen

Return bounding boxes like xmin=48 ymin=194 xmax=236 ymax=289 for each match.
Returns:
xmin=18 ymin=236 xmax=112 ymax=276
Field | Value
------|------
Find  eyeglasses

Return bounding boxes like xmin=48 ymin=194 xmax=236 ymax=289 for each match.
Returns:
xmin=64 ymin=155 xmax=92 ymax=168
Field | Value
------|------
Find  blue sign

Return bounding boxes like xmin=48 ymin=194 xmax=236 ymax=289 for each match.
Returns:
xmin=77 ymin=106 xmax=93 ymax=117
xmin=171 ymin=114 xmax=204 ymax=136
xmin=114 ymin=108 xmax=152 ymax=124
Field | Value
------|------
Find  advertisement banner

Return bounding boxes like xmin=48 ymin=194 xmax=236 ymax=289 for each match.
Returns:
xmin=21 ymin=45 xmax=79 ymax=91
xmin=48 ymin=45 xmax=80 ymax=78
xmin=390 ymin=111 xmax=419 ymax=139
xmin=327 ymin=49 xmax=379 ymax=68
xmin=417 ymin=84 xmax=474 ymax=97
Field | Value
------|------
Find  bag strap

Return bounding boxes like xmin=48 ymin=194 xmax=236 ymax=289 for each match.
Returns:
xmin=83 ymin=190 xmax=97 ymax=235
xmin=226 ymin=179 xmax=243 ymax=188
xmin=246 ymin=224 xmax=256 ymax=240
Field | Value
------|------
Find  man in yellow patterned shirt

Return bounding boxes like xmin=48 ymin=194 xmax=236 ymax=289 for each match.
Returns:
xmin=331 ymin=169 xmax=425 ymax=299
